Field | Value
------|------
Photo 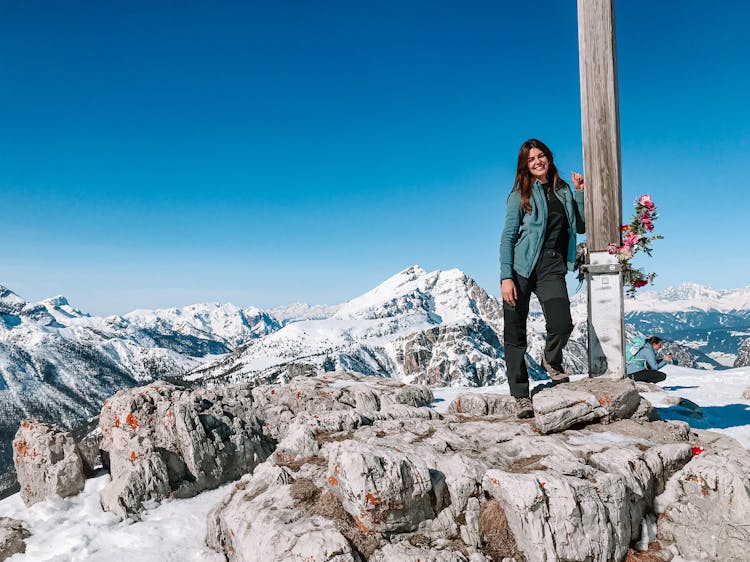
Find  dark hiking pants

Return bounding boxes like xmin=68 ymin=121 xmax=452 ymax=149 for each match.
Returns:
xmin=629 ymin=369 xmax=666 ymax=383
xmin=503 ymin=249 xmax=573 ymax=398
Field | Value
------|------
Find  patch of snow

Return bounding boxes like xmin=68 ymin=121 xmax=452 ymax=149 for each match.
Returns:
xmin=0 ymin=475 xmax=227 ymax=561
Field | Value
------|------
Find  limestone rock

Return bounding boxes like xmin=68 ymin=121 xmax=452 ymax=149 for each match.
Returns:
xmin=75 ymin=426 xmax=104 ymax=477
xmin=326 ymin=440 xmax=440 ymax=533
xmin=0 ymin=517 xmax=30 ymax=561
xmin=658 ymin=447 xmax=750 ymax=561
xmin=250 ymin=373 xmax=433 ymax=440
xmin=482 ymin=441 xmax=692 ymax=562
xmin=460 ymin=496 xmax=481 ymax=548
xmin=532 ymin=388 xmax=605 ymax=434
xmin=533 ymin=378 xmax=642 ymax=434
xmin=13 ymin=420 xmax=85 ymax=506
xmin=99 ymin=381 xmax=273 ymax=519
xmin=370 ymin=542 xmax=474 ymax=561
xmin=195 ymin=374 xmax=712 ymax=562
xmin=210 ymin=483 xmax=357 ymax=561
xmin=447 ymin=393 xmax=516 ymax=417
xmin=565 ymin=378 xmax=641 ymax=422
xmin=99 ymin=451 xmax=171 ymax=520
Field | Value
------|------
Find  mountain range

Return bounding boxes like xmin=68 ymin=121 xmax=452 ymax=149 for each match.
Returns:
xmin=2 ymin=268 xmax=749 ymax=490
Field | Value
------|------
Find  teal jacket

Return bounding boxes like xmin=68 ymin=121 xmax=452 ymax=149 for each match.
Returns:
xmin=626 ymin=343 xmax=667 ymax=374
xmin=500 ymin=181 xmax=585 ymax=280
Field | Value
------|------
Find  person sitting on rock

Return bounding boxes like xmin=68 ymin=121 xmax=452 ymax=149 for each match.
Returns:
xmin=626 ymin=336 xmax=672 ymax=383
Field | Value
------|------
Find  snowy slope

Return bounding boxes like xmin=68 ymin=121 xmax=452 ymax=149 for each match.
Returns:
xmin=0 ymin=287 xmax=281 ymax=481
xmin=189 ymin=266 xmax=512 ymax=387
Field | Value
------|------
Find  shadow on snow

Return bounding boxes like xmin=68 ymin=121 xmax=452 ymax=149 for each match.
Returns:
xmin=657 ymin=403 xmax=750 ymax=430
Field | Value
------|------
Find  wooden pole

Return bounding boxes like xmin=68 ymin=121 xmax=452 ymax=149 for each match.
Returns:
xmin=577 ymin=0 xmax=626 ymax=377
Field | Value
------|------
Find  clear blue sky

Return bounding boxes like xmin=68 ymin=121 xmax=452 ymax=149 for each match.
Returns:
xmin=2 ymin=1 xmax=748 ymax=315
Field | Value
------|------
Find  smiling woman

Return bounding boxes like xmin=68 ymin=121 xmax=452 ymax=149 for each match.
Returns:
xmin=499 ymin=138 xmax=585 ymax=418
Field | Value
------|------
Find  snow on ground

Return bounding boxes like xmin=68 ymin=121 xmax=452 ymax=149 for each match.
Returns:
xmin=0 ymin=475 xmax=228 ymax=561
xmin=433 ymin=364 xmax=750 ymax=448
xmin=1 ymin=365 xmax=748 ymax=560
xmin=706 ymin=351 xmax=737 ymax=367
xmin=641 ymin=365 xmax=750 ymax=447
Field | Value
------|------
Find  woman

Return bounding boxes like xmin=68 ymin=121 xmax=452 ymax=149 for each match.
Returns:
xmin=626 ymin=336 xmax=672 ymax=383
xmin=500 ymin=139 xmax=585 ymax=418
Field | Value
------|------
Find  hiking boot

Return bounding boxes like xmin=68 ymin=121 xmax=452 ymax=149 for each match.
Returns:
xmin=515 ymin=396 xmax=534 ymax=419
xmin=542 ymin=356 xmax=570 ymax=385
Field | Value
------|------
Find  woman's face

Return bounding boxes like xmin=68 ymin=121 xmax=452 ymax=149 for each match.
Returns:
xmin=527 ymin=147 xmax=549 ymax=183
xmin=653 ymin=341 xmax=662 ymax=352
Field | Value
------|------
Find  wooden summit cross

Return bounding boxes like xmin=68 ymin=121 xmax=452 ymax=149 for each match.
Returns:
xmin=577 ymin=0 xmax=626 ymax=377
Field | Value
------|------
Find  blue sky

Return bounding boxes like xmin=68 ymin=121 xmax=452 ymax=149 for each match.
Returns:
xmin=2 ymin=0 xmax=748 ymax=315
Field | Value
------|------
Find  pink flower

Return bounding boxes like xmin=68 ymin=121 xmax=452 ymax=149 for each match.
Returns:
xmin=623 ymin=233 xmax=640 ymax=247
xmin=638 ymin=194 xmax=652 ymax=205
xmin=607 ymin=243 xmax=620 ymax=255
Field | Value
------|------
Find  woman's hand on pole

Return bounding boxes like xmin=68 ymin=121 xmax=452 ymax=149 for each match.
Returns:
xmin=571 ymin=172 xmax=584 ymax=191
xmin=501 ymin=279 xmax=517 ymax=306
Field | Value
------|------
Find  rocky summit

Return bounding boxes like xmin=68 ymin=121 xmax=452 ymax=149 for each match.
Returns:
xmin=8 ymin=372 xmax=750 ymax=561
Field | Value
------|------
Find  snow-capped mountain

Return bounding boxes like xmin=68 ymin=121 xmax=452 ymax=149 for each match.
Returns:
xmin=268 ymin=302 xmax=340 ymax=325
xmin=187 ymin=266 xmax=516 ymax=387
xmin=0 ymin=288 xmax=286 ymax=485
xmin=620 ymin=284 xmax=750 ymax=367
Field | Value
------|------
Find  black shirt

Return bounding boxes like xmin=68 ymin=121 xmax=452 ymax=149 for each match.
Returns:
xmin=543 ymin=184 xmax=570 ymax=255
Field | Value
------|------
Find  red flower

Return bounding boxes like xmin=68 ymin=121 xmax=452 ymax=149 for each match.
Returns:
xmin=691 ymin=446 xmax=705 ymax=456
xmin=621 ymin=225 xmax=631 ymax=232
xmin=633 ymin=279 xmax=649 ymax=288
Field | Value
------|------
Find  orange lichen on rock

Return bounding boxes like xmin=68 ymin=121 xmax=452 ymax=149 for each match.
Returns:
xmin=114 ymin=416 xmax=121 ymax=428
xmin=353 ymin=515 xmax=369 ymax=533
xmin=130 ymin=451 xmax=137 ymax=462
xmin=125 ymin=412 xmax=139 ymax=430
xmin=456 ymin=399 xmax=462 ymax=412
xmin=328 ymin=476 xmax=339 ymax=486
xmin=365 ymin=493 xmax=381 ymax=506
xmin=14 ymin=440 xmax=28 ymax=457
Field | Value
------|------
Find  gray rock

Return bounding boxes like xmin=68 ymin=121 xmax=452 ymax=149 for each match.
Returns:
xmin=742 ymin=386 xmax=750 ymax=401
xmin=427 ymin=506 xmax=460 ymax=540
xmin=326 ymin=440 xmax=439 ymax=533
xmin=370 ymin=542 xmax=471 ymax=562
xmin=99 ymin=451 xmax=171 ymax=520
xmin=13 ymin=420 xmax=85 ymax=506
xmin=460 ymin=496 xmax=481 ymax=548
xmin=533 ymin=378 xmax=642 ymax=434
xmin=99 ymin=381 xmax=273 ymax=519
xmin=658 ymin=447 xmax=750 ymax=561
xmin=481 ymin=440 xmax=692 ymax=562
xmin=0 ymin=517 xmax=30 ymax=561
xmin=532 ymin=388 xmax=605 ymax=434
xmin=195 ymin=374 xmax=711 ymax=562
xmin=210 ymin=481 xmax=358 ymax=561
xmin=734 ymin=337 xmax=750 ymax=367
xmin=75 ymin=427 xmax=104 ymax=477
xmin=447 ymin=393 xmax=517 ymax=417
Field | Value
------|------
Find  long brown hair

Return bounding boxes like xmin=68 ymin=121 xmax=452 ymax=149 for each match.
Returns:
xmin=512 ymin=138 xmax=563 ymax=213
